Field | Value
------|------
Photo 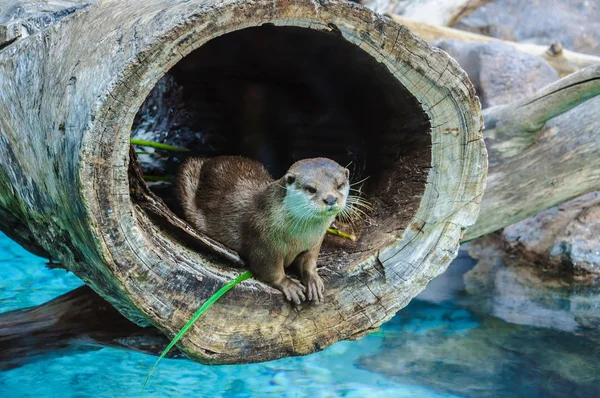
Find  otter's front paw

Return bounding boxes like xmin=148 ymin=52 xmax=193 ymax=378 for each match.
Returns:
xmin=276 ymin=277 xmax=306 ymax=305
xmin=304 ymin=273 xmax=325 ymax=304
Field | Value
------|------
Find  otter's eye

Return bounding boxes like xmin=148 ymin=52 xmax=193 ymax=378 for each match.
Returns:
xmin=305 ymin=186 xmax=317 ymax=194
xmin=337 ymin=182 xmax=345 ymax=190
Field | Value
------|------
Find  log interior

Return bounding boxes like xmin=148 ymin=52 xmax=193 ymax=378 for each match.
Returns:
xmin=130 ymin=25 xmax=431 ymax=269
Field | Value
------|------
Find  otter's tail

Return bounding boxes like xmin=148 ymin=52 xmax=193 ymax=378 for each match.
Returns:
xmin=176 ymin=157 xmax=206 ymax=228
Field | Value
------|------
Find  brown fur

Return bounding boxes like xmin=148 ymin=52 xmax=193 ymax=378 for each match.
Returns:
xmin=176 ymin=156 xmax=349 ymax=304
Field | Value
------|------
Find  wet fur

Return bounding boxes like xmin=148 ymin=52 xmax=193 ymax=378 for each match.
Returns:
xmin=176 ymin=156 xmax=349 ymax=304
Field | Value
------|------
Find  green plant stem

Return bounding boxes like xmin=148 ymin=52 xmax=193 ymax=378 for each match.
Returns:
xmin=326 ymin=228 xmax=356 ymax=241
xmin=142 ymin=175 xmax=172 ymax=183
xmin=141 ymin=270 xmax=253 ymax=396
xmin=130 ymin=138 xmax=189 ymax=152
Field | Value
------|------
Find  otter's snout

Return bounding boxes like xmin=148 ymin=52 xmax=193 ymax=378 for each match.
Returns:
xmin=323 ymin=196 xmax=337 ymax=206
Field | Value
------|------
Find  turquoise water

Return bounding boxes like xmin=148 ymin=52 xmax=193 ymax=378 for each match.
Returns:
xmin=1 ymin=231 xmax=599 ymax=397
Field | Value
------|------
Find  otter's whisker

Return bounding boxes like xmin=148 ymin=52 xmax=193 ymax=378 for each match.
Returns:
xmin=345 ymin=205 xmax=370 ymax=221
xmin=341 ymin=205 xmax=363 ymax=223
xmin=347 ymin=195 xmax=373 ymax=205
xmin=350 ymin=185 xmax=363 ymax=196
xmin=348 ymin=204 xmax=370 ymax=216
xmin=349 ymin=187 xmax=366 ymax=195
xmin=350 ymin=176 xmax=370 ymax=186
xmin=337 ymin=210 xmax=357 ymax=229
xmin=346 ymin=200 xmax=373 ymax=211
xmin=348 ymin=193 xmax=371 ymax=201
xmin=346 ymin=197 xmax=373 ymax=210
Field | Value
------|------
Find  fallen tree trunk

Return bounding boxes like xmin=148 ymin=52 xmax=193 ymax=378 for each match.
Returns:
xmin=465 ymin=65 xmax=600 ymax=240
xmin=0 ymin=0 xmax=486 ymax=364
xmin=389 ymin=14 xmax=600 ymax=76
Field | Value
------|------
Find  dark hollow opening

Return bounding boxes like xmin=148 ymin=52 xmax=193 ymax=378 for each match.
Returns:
xmin=130 ymin=25 xmax=431 ymax=265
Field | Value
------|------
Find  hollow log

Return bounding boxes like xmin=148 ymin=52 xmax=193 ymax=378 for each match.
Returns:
xmin=0 ymin=0 xmax=486 ymax=363
xmin=389 ymin=14 xmax=600 ymax=77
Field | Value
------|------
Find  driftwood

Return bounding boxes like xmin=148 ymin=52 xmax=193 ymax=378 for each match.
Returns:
xmin=0 ymin=0 xmax=91 ymax=48
xmin=0 ymin=0 xmax=486 ymax=364
xmin=361 ymin=0 xmax=493 ymax=26
xmin=465 ymin=65 xmax=600 ymax=240
xmin=389 ymin=15 xmax=600 ymax=77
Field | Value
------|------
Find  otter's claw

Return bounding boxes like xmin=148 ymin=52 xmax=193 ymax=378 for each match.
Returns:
xmin=278 ymin=277 xmax=306 ymax=305
xmin=305 ymin=273 xmax=325 ymax=304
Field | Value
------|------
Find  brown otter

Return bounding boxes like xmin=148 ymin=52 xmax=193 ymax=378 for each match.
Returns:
xmin=176 ymin=156 xmax=350 ymax=304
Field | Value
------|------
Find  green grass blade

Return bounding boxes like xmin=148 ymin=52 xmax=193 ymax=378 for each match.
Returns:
xmin=326 ymin=228 xmax=356 ymax=241
xmin=140 ymin=271 xmax=253 ymax=396
xmin=130 ymin=138 xmax=189 ymax=152
xmin=142 ymin=175 xmax=173 ymax=183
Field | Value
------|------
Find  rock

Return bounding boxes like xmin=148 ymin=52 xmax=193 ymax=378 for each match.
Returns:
xmin=355 ymin=235 xmax=600 ymax=397
xmin=465 ymin=234 xmax=600 ymax=331
xmin=448 ymin=1 xmax=600 ymax=280
xmin=356 ymin=293 xmax=600 ymax=397
xmin=455 ymin=0 xmax=600 ymax=56
xmin=503 ymin=192 xmax=600 ymax=279
xmin=434 ymin=40 xmax=559 ymax=108
xmin=415 ymin=248 xmax=477 ymax=304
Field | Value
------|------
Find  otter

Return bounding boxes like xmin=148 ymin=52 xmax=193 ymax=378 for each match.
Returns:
xmin=176 ymin=156 xmax=350 ymax=304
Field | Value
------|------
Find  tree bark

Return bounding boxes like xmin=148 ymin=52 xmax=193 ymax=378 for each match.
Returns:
xmin=0 ymin=0 xmax=485 ymax=364
xmin=0 ymin=0 xmax=92 ymax=48
xmin=389 ymin=14 xmax=600 ymax=77
xmin=464 ymin=65 xmax=600 ymax=240
xmin=361 ymin=0 xmax=493 ymax=26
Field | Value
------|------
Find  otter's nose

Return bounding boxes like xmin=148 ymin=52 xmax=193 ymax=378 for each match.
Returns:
xmin=323 ymin=196 xmax=337 ymax=206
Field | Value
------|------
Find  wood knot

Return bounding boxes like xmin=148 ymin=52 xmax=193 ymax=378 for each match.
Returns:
xmin=547 ymin=42 xmax=563 ymax=56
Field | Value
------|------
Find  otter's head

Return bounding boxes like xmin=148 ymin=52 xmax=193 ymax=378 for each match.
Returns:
xmin=282 ymin=158 xmax=350 ymax=220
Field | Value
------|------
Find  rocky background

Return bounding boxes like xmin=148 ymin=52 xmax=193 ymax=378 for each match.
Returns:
xmin=355 ymin=5 xmax=600 ymax=389
xmin=364 ymin=0 xmax=600 ymax=281
xmin=450 ymin=0 xmax=600 ymax=281
xmin=354 ymin=3 xmax=600 ymax=393
xmin=456 ymin=0 xmax=600 ymax=56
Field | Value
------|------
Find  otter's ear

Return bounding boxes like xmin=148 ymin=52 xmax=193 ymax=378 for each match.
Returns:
xmin=344 ymin=168 xmax=350 ymax=180
xmin=285 ymin=173 xmax=296 ymax=185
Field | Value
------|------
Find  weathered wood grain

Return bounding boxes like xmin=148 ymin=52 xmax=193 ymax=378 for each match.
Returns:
xmin=0 ymin=0 xmax=485 ymax=363
xmin=483 ymin=65 xmax=600 ymax=162
xmin=465 ymin=65 xmax=600 ymax=240
xmin=0 ymin=0 xmax=91 ymax=47
xmin=390 ymin=14 xmax=600 ymax=77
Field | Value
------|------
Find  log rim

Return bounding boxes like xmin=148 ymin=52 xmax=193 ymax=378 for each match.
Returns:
xmin=79 ymin=0 xmax=486 ymax=363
